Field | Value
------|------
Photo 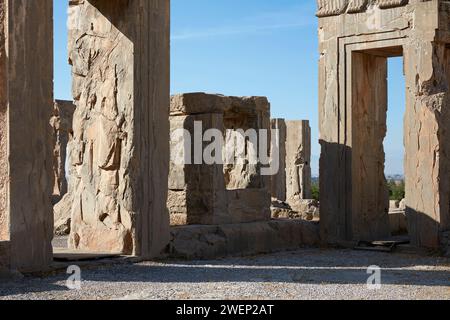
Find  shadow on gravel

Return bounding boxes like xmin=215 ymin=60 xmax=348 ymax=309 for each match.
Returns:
xmin=0 ymin=250 xmax=448 ymax=297
xmin=0 ymin=275 xmax=68 ymax=297
xmin=166 ymin=248 xmax=450 ymax=268
xmin=73 ymin=264 xmax=449 ymax=287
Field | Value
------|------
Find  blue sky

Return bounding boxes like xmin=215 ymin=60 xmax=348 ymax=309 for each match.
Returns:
xmin=54 ymin=0 xmax=405 ymax=175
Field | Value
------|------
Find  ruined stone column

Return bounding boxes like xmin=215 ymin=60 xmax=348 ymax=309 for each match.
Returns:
xmin=67 ymin=0 xmax=170 ymax=257
xmin=223 ymin=95 xmax=272 ymax=223
xmin=50 ymin=100 xmax=76 ymax=203
xmin=270 ymin=119 xmax=287 ymax=202
xmin=168 ymin=94 xmax=227 ymax=225
xmin=403 ymin=6 xmax=450 ymax=248
xmin=286 ymin=120 xmax=312 ymax=203
xmin=168 ymin=93 xmax=271 ymax=226
xmin=0 ymin=0 xmax=53 ymax=271
xmin=51 ymin=100 xmax=76 ymax=235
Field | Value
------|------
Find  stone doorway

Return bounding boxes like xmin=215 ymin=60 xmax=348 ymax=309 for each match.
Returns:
xmin=350 ymin=48 xmax=408 ymax=241
xmin=318 ymin=0 xmax=450 ymax=250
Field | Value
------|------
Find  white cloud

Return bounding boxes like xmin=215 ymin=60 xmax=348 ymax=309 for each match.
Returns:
xmin=172 ymin=4 xmax=315 ymax=41
xmin=172 ymin=22 xmax=312 ymax=40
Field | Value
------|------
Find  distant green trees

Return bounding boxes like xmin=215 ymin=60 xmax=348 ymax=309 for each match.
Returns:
xmin=311 ymin=181 xmax=320 ymax=201
xmin=387 ymin=180 xmax=405 ymax=201
xmin=309 ymin=178 xmax=405 ymax=202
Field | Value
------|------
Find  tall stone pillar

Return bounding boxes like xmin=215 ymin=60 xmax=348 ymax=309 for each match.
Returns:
xmin=67 ymin=0 xmax=170 ymax=257
xmin=50 ymin=100 xmax=76 ymax=203
xmin=286 ymin=120 xmax=312 ymax=203
xmin=403 ymin=10 xmax=450 ymax=248
xmin=168 ymin=94 xmax=227 ymax=225
xmin=0 ymin=0 xmax=54 ymax=271
xmin=270 ymin=119 xmax=287 ymax=202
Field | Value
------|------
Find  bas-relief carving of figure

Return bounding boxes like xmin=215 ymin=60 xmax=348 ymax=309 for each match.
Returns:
xmin=67 ymin=1 xmax=135 ymax=254
xmin=291 ymin=148 xmax=307 ymax=200
xmin=291 ymin=163 xmax=312 ymax=202
xmin=316 ymin=0 xmax=411 ymax=17
xmin=50 ymin=101 xmax=76 ymax=204
xmin=285 ymin=121 xmax=312 ymax=203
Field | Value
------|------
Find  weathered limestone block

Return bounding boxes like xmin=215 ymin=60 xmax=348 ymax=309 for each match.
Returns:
xmin=0 ymin=0 xmax=53 ymax=271
xmin=168 ymin=111 xmax=227 ymax=225
xmin=270 ymin=199 xmax=295 ymax=219
xmin=223 ymin=97 xmax=271 ymax=191
xmin=168 ymin=93 xmax=271 ymax=225
xmin=168 ymin=220 xmax=320 ymax=259
xmin=404 ymin=40 xmax=450 ymax=248
xmin=389 ymin=209 xmax=408 ymax=235
xmin=167 ymin=190 xmax=188 ymax=226
xmin=377 ymin=0 xmax=409 ymax=9
xmin=316 ymin=0 xmax=347 ymax=17
xmin=347 ymin=0 xmax=369 ymax=13
xmin=227 ymin=189 xmax=271 ymax=223
xmin=271 ymin=199 xmax=319 ymax=221
xmin=50 ymin=100 xmax=76 ymax=204
xmin=285 ymin=121 xmax=312 ymax=204
xmin=270 ymin=119 xmax=314 ymax=220
xmin=316 ymin=0 xmax=412 ymax=17
xmin=294 ymin=199 xmax=320 ymax=221
xmin=54 ymin=193 xmax=73 ymax=236
xmin=67 ymin=0 xmax=170 ymax=256
xmin=270 ymin=119 xmax=286 ymax=201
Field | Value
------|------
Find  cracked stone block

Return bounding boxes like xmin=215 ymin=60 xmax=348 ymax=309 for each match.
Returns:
xmin=168 ymin=93 xmax=271 ymax=225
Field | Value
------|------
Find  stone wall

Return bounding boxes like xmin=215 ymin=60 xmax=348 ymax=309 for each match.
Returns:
xmin=168 ymin=93 xmax=271 ymax=226
xmin=67 ymin=0 xmax=170 ymax=256
xmin=169 ymin=220 xmax=320 ymax=260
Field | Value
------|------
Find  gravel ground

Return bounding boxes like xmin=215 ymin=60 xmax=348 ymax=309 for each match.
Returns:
xmin=0 ymin=249 xmax=449 ymax=300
